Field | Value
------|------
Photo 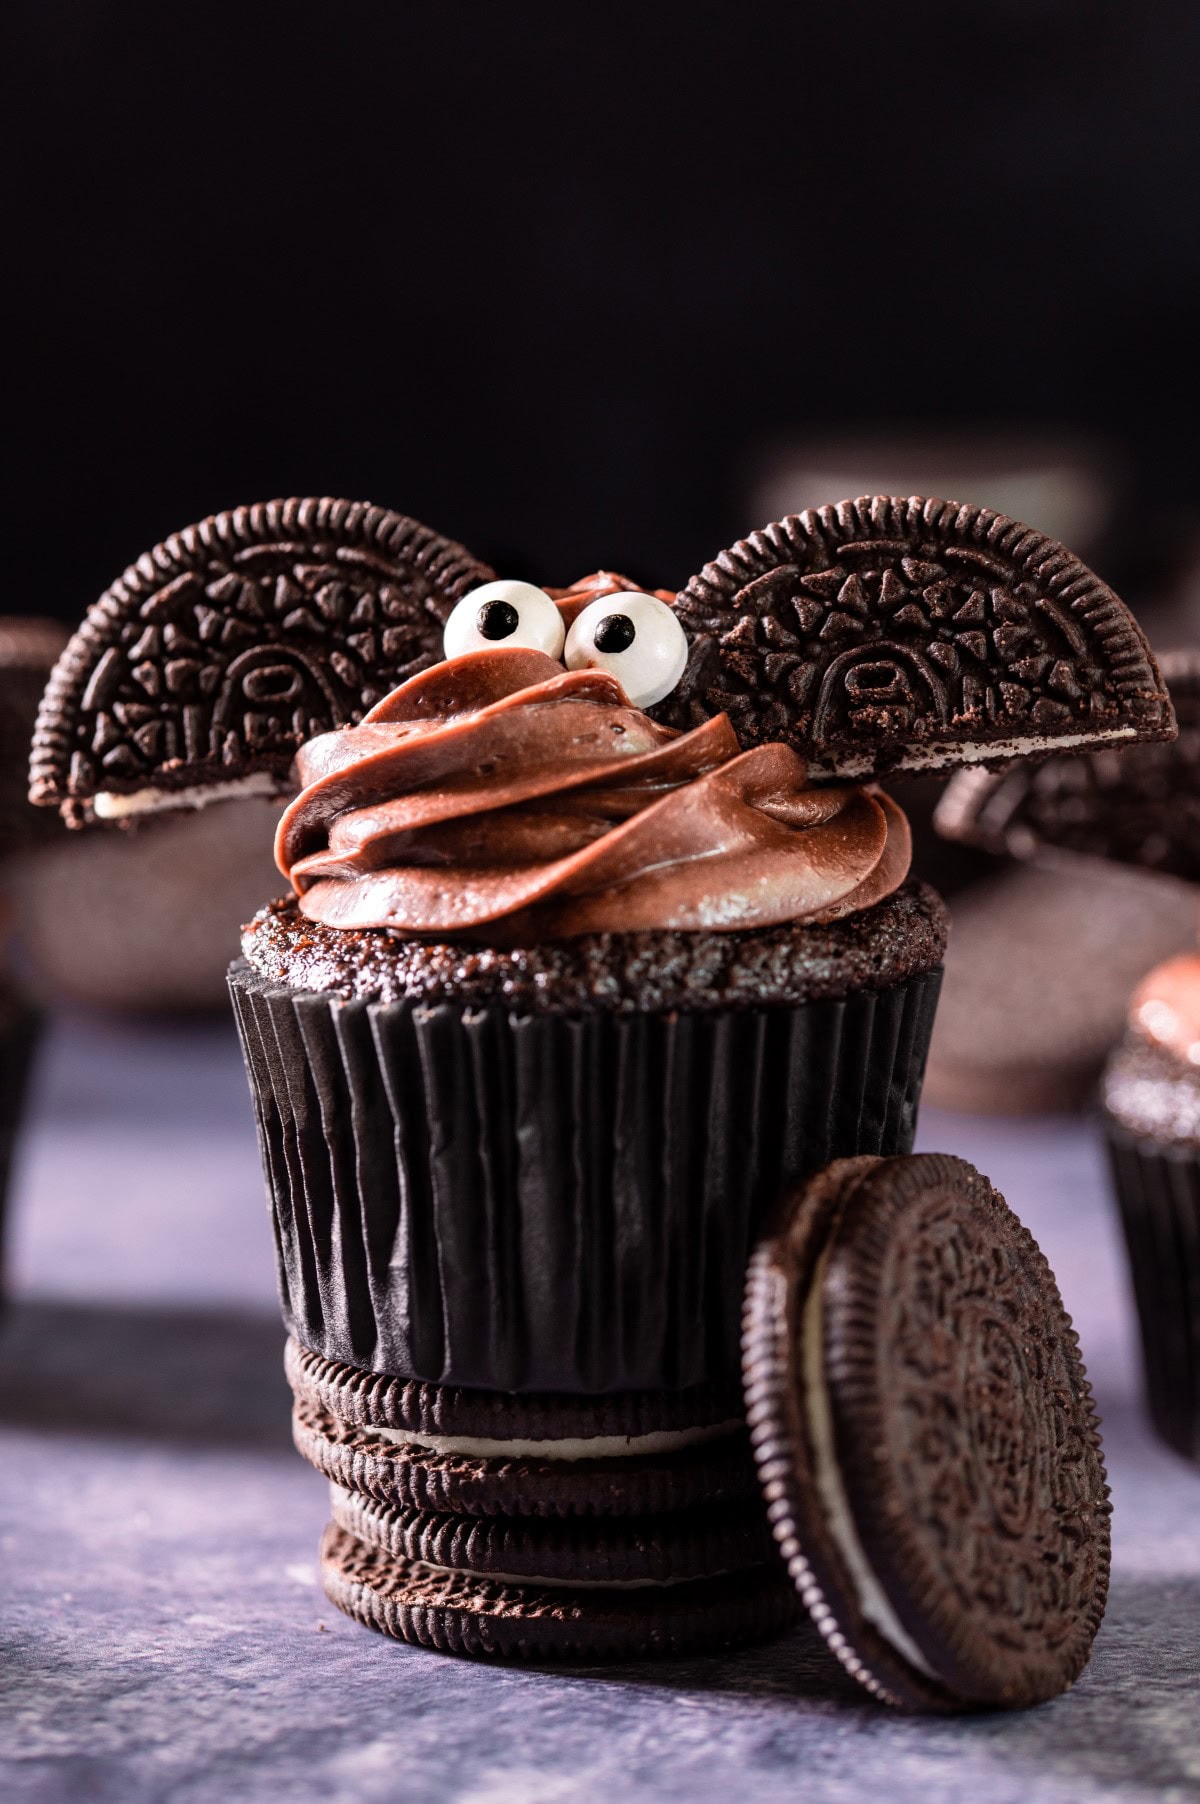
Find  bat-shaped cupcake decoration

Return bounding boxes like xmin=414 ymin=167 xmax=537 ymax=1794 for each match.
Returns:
xmin=26 ymin=493 xmax=1131 ymax=1701
xmin=30 ymin=494 xmax=1173 ymax=827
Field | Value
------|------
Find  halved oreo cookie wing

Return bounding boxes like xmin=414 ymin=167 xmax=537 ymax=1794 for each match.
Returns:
xmin=935 ymin=647 xmax=1200 ymax=876
xmin=29 ymin=498 xmax=493 ymax=824
xmin=658 ymin=496 xmax=1173 ymax=778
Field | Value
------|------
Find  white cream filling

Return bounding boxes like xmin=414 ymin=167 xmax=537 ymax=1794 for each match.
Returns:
xmin=368 ymin=1420 xmax=742 ymax=1462
xmin=812 ymin=723 xmax=1137 ymax=781
xmin=803 ymin=1249 xmax=938 ymax=1679
xmin=92 ymin=771 xmax=290 ymax=819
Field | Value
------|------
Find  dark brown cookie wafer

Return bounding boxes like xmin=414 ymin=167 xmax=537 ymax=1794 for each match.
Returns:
xmin=285 ymin=1339 xmax=745 ymax=1440
xmin=292 ymin=1397 xmax=758 ymax=1519
xmin=329 ymin=1485 xmax=777 ymax=1583
xmin=319 ymin=1521 xmax=796 ymax=1660
xmin=30 ymin=498 xmax=493 ymax=824
xmin=935 ymin=648 xmax=1200 ymax=876
xmin=743 ymin=1153 xmax=1111 ymax=1711
xmin=657 ymin=495 xmax=1172 ymax=776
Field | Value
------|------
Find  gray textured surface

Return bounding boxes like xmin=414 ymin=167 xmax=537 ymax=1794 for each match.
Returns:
xmin=1 ymin=1015 xmax=1199 ymax=1804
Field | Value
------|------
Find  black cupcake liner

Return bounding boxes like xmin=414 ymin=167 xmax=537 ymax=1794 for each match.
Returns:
xmin=1107 ymin=1127 xmax=1200 ymax=1461
xmin=0 ymin=999 xmax=41 ymax=1297
xmin=229 ymin=959 xmax=941 ymax=1393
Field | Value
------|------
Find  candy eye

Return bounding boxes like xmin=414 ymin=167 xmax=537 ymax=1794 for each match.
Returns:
xmin=563 ymin=592 xmax=688 ymax=707
xmin=443 ymin=579 xmax=565 ymax=661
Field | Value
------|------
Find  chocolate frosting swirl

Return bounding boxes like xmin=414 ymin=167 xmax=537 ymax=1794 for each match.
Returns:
xmin=276 ymin=647 xmax=910 ymax=944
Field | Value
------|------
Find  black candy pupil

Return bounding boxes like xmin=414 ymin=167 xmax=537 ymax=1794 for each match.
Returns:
xmin=594 ymin=613 xmax=636 ymax=654
xmin=477 ymin=599 xmax=520 ymax=640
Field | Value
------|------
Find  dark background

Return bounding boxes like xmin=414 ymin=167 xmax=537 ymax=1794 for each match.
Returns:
xmin=7 ymin=0 xmax=1200 ymax=617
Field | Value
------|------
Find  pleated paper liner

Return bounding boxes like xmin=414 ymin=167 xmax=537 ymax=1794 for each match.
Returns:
xmin=229 ymin=959 xmax=941 ymax=1394
xmin=1107 ymin=1127 xmax=1200 ymax=1461
xmin=0 ymin=998 xmax=41 ymax=1299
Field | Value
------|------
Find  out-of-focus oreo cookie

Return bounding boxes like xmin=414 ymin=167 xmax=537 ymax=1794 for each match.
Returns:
xmin=285 ymin=1338 xmax=744 ymax=1441
xmin=292 ymin=1396 xmax=759 ymax=1519
xmin=0 ymin=618 xmax=69 ymax=850
xmin=329 ymin=1484 xmax=776 ymax=1583
xmin=657 ymin=495 xmax=1172 ymax=776
xmin=30 ymin=498 xmax=493 ymax=825
xmin=743 ymin=1153 xmax=1111 ymax=1712
xmin=934 ymin=648 xmax=1200 ymax=877
xmin=923 ymin=859 xmax=1199 ymax=1115
xmin=319 ymin=1521 xmax=796 ymax=1661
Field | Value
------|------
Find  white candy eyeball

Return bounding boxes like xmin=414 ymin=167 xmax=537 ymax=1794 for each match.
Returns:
xmin=443 ymin=579 xmax=565 ymax=661
xmin=564 ymin=592 xmax=688 ymax=708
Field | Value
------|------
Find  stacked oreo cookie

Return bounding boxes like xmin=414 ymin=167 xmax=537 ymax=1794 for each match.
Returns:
xmin=286 ymin=1340 xmax=796 ymax=1658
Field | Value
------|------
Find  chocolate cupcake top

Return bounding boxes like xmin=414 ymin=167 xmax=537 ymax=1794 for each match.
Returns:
xmin=239 ymin=880 xmax=947 ymax=1010
xmin=1104 ymin=952 xmax=1200 ymax=1148
xmin=274 ymin=640 xmax=910 ymax=947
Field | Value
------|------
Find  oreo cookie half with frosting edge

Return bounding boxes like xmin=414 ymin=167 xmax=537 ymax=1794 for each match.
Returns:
xmin=742 ymin=1152 xmax=1112 ymax=1712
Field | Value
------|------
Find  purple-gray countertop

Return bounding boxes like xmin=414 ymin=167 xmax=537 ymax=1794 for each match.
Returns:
xmin=2 ymin=1014 xmax=1198 ymax=1804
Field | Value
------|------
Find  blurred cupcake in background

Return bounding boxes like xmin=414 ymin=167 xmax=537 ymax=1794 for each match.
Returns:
xmin=1103 ymin=951 xmax=1200 ymax=1461
xmin=0 ymin=618 xmax=71 ymax=1295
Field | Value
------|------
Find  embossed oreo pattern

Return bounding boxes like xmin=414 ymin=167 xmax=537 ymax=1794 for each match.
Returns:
xmin=825 ymin=1157 xmax=1111 ymax=1707
xmin=935 ymin=647 xmax=1200 ymax=875
xmin=30 ymin=498 xmax=493 ymax=820
xmin=658 ymin=496 xmax=1171 ymax=773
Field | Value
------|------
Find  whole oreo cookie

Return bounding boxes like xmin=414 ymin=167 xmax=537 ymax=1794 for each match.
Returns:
xmin=656 ymin=495 xmax=1172 ymax=776
xmin=934 ymin=648 xmax=1200 ymax=876
xmin=285 ymin=1338 xmax=743 ymax=1441
xmin=319 ymin=1522 xmax=795 ymax=1661
xmin=743 ymin=1153 xmax=1111 ymax=1711
xmin=330 ymin=1485 xmax=776 ymax=1584
xmin=292 ymin=1397 xmax=759 ymax=1519
xmin=30 ymin=498 xmax=493 ymax=825
xmin=922 ymin=860 xmax=1198 ymax=1116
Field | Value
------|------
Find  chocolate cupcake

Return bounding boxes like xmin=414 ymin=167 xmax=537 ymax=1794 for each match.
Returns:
xmin=235 ymin=622 xmax=943 ymax=1395
xmin=1103 ymin=952 xmax=1200 ymax=1460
